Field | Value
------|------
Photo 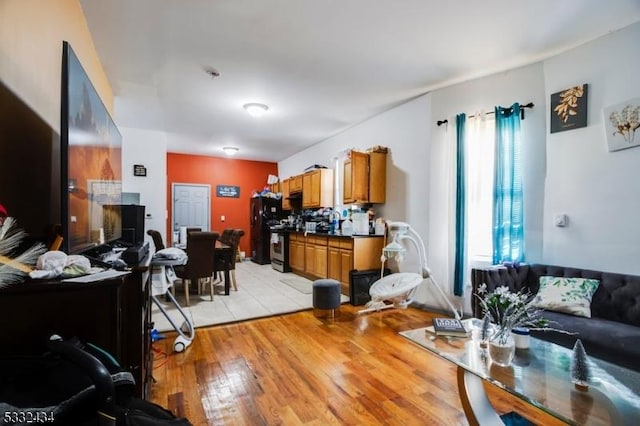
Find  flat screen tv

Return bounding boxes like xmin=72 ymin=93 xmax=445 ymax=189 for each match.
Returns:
xmin=61 ymin=41 xmax=122 ymax=254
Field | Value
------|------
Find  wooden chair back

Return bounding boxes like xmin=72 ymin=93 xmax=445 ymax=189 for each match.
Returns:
xmin=184 ymin=231 xmax=218 ymax=280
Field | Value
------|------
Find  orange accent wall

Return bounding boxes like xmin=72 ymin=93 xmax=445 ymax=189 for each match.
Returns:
xmin=167 ymin=153 xmax=278 ymax=256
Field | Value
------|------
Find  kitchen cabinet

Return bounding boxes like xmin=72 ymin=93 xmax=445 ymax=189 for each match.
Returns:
xmin=281 ymin=178 xmax=291 ymax=210
xmin=289 ymin=233 xmax=305 ymax=272
xmin=343 ymin=150 xmax=387 ymax=204
xmin=269 ymin=182 xmax=280 ymax=193
xmin=368 ymin=152 xmax=387 ymax=203
xmin=292 ymin=233 xmax=383 ymax=296
xmin=290 ymin=174 xmax=303 ymax=193
xmin=343 ymin=151 xmax=369 ymax=204
xmin=303 ymin=235 xmax=327 ymax=277
xmin=302 ymin=168 xmax=334 ymax=208
xmin=327 ymin=246 xmax=341 ymax=282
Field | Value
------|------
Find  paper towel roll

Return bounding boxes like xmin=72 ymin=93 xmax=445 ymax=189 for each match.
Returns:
xmin=179 ymin=226 xmax=187 ymax=245
xmin=99 ymin=228 xmax=105 ymax=244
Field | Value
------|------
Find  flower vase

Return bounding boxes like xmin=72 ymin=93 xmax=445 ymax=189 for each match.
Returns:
xmin=489 ymin=334 xmax=515 ymax=367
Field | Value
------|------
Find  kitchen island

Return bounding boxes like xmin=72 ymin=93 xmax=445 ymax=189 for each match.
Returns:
xmin=288 ymin=231 xmax=384 ymax=295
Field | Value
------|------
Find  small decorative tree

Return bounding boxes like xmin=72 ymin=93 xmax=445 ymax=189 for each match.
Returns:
xmin=480 ymin=313 xmax=491 ymax=348
xmin=570 ymin=339 xmax=590 ymax=391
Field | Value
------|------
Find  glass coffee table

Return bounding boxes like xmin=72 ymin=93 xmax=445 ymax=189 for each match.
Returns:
xmin=400 ymin=320 xmax=640 ymax=425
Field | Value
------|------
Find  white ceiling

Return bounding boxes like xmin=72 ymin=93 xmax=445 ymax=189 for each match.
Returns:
xmin=80 ymin=0 xmax=640 ymax=162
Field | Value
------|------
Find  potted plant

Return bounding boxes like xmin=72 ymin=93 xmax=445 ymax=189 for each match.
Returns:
xmin=476 ymin=284 xmax=551 ymax=366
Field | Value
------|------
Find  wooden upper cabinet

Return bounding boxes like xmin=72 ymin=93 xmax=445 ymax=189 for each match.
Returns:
xmin=302 ymin=169 xmax=333 ymax=208
xmin=281 ymin=178 xmax=291 ymax=210
xmin=368 ymin=152 xmax=387 ymax=204
xmin=290 ymin=174 xmax=303 ymax=192
xmin=343 ymin=150 xmax=386 ymax=204
xmin=343 ymin=151 xmax=369 ymax=204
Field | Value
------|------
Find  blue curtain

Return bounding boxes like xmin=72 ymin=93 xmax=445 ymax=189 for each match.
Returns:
xmin=454 ymin=114 xmax=466 ymax=296
xmin=493 ymin=103 xmax=524 ymax=264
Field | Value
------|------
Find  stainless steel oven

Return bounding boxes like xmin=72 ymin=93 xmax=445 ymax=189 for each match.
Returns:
xmin=270 ymin=231 xmax=290 ymax=272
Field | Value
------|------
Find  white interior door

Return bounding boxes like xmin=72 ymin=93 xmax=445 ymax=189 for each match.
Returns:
xmin=172 ymin=183 xmax=210 ymax=236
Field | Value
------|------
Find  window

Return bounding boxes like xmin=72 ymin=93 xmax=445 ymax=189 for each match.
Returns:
xmin=466 ymin=115 xmax=495 ymax=263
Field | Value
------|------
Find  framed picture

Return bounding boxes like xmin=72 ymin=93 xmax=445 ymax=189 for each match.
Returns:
xmin=550 ymin=84 xmax=588 ymax=133
xmin=216 ymin=185 xmax=240 ymax=198
xmin=603 ymin=97 xmax=640 ymax=152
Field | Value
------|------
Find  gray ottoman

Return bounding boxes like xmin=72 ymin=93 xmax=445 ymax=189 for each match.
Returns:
xmin=312 ymin=279 xmax=341 ymax=318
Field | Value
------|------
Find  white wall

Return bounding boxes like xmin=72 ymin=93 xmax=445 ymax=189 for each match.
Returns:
xmin=279 ymin=95 xmax=432 ymax=231
xmin=279 ymin=22 xmax=640 ymax=314
xmin=120 ymin=126 xmax=168 ymax=247
xmin=0 ymin=0 xmax=114 ymax=131
xmin=542 ymin=23 xmax=640 ymax=274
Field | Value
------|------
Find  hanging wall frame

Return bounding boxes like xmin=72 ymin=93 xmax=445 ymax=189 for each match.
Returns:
xmin=603 ymin=96 xmax=640 ymax=152
xmin=550 ymin=84 xmax=588 ymax=133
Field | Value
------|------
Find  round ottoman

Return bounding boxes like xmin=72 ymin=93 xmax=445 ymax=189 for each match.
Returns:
xmin=312 ymin=279 xmax=341 ymax=318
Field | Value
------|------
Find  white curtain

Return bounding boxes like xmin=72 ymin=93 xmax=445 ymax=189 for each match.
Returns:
xmin=447 ymin=112 xmax=494 ymax=303
xmin=466 ymin=112 xmax=495 ymax=266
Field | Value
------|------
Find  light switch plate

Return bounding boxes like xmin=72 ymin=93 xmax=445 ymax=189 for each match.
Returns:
xmin=554 ymin=214 xmax=568 ymax=227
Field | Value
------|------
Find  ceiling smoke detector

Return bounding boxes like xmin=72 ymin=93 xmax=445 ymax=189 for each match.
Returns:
xmin=204 ymin=67 xmax=220 ymax=79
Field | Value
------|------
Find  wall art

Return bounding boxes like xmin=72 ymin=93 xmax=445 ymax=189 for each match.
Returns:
xmin=550 ymin=84 xmax=588 ymax=133
xmin=603 ymin=97 xmax=640 ymax=152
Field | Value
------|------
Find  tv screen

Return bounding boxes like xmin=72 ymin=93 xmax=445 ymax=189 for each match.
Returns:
xmin=61 ymin=41 xmax=122 ymax=254
xmin=0 ymin=80 xmax=61 ymax=249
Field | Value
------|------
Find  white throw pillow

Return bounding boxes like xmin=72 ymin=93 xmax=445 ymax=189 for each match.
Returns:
xmin=534 ymin=276 xmax=600 ymax=318
xmin=154 ymin=247 xmax=187 ymax=260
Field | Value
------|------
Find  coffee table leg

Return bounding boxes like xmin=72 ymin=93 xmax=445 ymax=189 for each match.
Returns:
xmin=457 ymin=366 xmax=504 ymax=426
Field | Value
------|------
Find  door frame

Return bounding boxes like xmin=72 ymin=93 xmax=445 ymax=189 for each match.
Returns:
xmin=171 ymin=182 xmax=211 ymax=233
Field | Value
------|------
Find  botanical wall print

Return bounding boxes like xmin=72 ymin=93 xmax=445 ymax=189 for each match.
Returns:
xmin=603 ymin=97 xmax=640 ymax=152
xmin=550 ymin=84 xmax=588 ymax=133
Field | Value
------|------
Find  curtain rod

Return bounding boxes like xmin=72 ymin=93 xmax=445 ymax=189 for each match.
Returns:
xmin=436 ymin=102 xmax=534 ymax=127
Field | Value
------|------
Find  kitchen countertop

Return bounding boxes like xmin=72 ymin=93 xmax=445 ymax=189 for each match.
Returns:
xmin=286 ymin=230 xmax=384 ymax=239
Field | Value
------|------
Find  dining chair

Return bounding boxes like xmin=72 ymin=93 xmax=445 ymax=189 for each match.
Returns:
xmin=146 ymin=229 xmax=165 ymax=251
xmin=219 ymin=228 xmax=234 ymax=245
xmin=215 ymin=229 xmax=245 ymax=291
xmin=174 ymin=231 xmax=219 ymax=306
xmin=186 ymin=227 xmax=202 ymax=235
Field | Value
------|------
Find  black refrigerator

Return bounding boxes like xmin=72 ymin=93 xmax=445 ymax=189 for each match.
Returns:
xmin=250 ymin=197 xmax=282 ymax=264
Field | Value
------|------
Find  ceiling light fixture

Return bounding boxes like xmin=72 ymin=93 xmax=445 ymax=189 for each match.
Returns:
xmin=243 ymin=103 xmax=269 ymax=118
xmin=222 ymin=146 xmax=239 ymax=156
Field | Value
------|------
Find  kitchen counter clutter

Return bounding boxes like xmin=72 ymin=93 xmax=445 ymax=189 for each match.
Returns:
xmin=287 ymin=230 xmax=383 ymax=238
xmin=288 ymin=231 xmax=384 ymax=295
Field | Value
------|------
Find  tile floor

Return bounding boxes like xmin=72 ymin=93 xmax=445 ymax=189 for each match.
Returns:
xmin=151 ymin=260 xmax=348 ymax=332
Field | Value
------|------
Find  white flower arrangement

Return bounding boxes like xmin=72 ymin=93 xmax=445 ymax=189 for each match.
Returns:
xmin=476 ymin=283 xmax=552 ymax=345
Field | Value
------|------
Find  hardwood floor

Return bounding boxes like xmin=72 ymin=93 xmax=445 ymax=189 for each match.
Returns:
xmin=150 ymin=305 xmax=567 ymax=425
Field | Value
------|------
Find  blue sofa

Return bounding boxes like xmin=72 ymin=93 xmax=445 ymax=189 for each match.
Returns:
xmin=471 ymin=264 xmax=640 ymax=372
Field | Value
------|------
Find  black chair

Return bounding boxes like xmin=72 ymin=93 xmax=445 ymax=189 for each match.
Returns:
xmin=215 ymin=229 xmax=245 ymax=291
xmin=174 ymin=231 xmax=219 ymax=306
xmin=147 ymin=229 xmax=165 ymax=251
xmin=219 ymin=228 xmax=234 ymax=245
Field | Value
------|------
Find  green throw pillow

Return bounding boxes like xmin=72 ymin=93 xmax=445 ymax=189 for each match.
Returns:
xmin=534 ymin=276 xmax=600 ymax=318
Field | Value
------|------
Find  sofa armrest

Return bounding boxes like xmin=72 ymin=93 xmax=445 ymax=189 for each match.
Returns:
xmin=470 ymin=265 xmax=531 ymax=317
